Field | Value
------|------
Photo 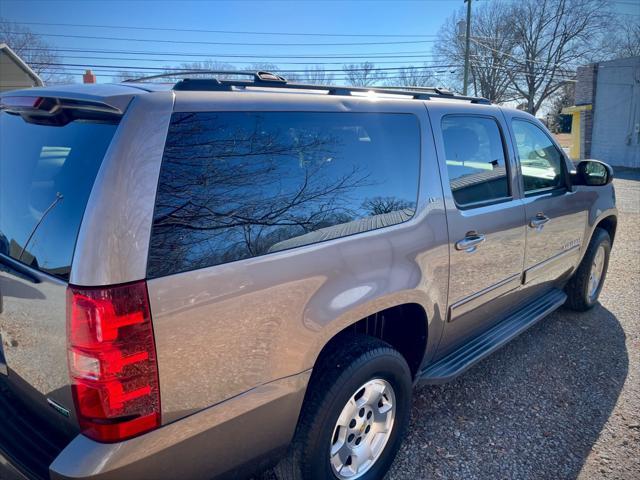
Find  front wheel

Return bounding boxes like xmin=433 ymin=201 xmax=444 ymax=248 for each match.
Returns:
xmin=565 ymin=228 xmax=611 ymax=311
xmin=275 ymin=336 xmax=412 ymax=480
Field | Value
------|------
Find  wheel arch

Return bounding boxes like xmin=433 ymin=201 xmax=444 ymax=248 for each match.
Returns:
xmin=595 ymin=214 xmax=617 ymax=244
xmin=310 ymin=302 xmax=430 ymax=380
xmin=579 ymin=209 xmax=618 ymax=267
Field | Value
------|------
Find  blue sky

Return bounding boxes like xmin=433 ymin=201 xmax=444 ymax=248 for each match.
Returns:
xmin=1 ymin=0 xmax=638 ymax=83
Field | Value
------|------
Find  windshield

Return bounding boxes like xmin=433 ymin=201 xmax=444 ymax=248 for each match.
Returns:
xmin=0 ymin=111 xmax=118 ymax=280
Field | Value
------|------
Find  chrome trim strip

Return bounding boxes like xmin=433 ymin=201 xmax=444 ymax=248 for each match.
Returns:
xmin=523 ymin=245 xmax=580 ymax=284
xmin=449 ymin=273 xmax=522 ymax=322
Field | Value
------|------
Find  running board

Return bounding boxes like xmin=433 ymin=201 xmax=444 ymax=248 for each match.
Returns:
xmin=419 ymin=289 xmax=567 ymax=384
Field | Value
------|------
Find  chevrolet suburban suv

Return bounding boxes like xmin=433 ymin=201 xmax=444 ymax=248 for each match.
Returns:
xmin=0 ymin=72 xmax=617 ymax=480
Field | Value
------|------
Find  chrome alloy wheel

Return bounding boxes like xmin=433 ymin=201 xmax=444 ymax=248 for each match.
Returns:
xmin=329 ymin=379 xmax=396 ymax=479
xmin=588 ymin=245 xmax=606 ymax=301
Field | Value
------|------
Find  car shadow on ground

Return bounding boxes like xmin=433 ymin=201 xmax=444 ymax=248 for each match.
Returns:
xmin=387 ymin=304 xmax=628 ymax=479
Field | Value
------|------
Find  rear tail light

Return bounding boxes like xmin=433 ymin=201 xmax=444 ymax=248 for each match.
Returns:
xmin=66 ymin=280 xmax=160 ymax=442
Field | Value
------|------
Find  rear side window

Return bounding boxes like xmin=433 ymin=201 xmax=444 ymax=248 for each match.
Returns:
xmin=441 ymin=115 xmax=509 ymax=207
xmin=148 ymin=112 xmax=420 ymax=278
xmin=511 ymin=119 xmax=565 ymax=194
xmin=0 ymin=112 xmax=117 ymax=280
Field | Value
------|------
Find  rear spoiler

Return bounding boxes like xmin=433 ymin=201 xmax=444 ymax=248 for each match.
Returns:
xmin=0 ymin=95 xmax=123 ymax=126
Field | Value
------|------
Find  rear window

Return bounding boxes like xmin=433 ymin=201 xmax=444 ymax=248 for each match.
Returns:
xmin=0 ymin=112 xmax=118 ymax=280
xmin=148 ymin=111 xmax=420 ymax=278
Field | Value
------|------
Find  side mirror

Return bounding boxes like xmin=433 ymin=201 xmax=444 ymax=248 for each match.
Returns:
xmin=571 ymin=160 xmax=614 ymax=187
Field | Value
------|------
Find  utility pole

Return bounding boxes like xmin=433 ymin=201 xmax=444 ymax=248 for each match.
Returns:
xmin=463 ymin=0 xmax=472 ymax=95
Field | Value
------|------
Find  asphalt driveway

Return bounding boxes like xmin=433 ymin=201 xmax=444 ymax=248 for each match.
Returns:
xmin=258 ymin=171 xmax=640 ymax=480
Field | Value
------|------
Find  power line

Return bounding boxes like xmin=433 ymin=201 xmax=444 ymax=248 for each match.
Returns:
xmin=469 ymin=37 xmax=581 ymax=70
xmin=2 ymin=21 xmax=441 ymax=38
xmin=44 ymin=69 xmax=577 ymax=85
xmin=35 ymin=55 xmax=464 ymax=66
xmin=19 ymin=47 xmax=440 ymax=59
xmin=23 ymin=47 xmax=576 ymax=70
xmin=18 ymin=46 xmax=538 ymax=62
xmin=30 ymin=61 xmax=578 ymax=76
xmin=45 ymin=66 xmax=563 ymax=78
xmin=31 ymin=61 xmax=463 ymax=73
xmin=35 ymin=63 xmax=577 ymax=80
xmin=48 ymin=70 xmax=455 ymax=82
xmin=19 ymin=48 xmax=451 ymax=61
xmin=2 ymin=30 xmax=440 ymax=46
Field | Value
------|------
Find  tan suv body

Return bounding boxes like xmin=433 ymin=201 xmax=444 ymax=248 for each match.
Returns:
xmin=0 ymin=76 xmax=617 ymax=480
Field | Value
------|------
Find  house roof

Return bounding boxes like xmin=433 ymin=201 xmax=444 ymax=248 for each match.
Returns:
xmin=0 ymin=43 xmax=44 ymax=88
xmin=267 ymin=208 xmax=415 ymax=253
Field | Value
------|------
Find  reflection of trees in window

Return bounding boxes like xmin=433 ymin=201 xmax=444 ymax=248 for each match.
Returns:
xmin=150 ymin=113 xmax=369 ymax=276
xmin=148 ymin=112 xmax=419 ymax=277
xmin=361 ymin=196 xmax=415 ymax=216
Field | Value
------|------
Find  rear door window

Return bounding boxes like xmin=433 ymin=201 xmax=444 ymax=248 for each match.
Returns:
xmin=441 ymin=115 xmax=510 ymax=207
xmin=148 ymin=111 xmax=421 ymax=278
xmin=0 ymin=112 xmax=117 ymax=280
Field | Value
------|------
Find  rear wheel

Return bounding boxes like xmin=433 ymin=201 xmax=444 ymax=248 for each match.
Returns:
xmin=275 ymin=336 xmax=412 ymax=480
xmin=565 ymin=228 xmax=611 ymax=311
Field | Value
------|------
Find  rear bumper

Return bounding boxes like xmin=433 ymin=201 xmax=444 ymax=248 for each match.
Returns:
xmin=49 ymin=370 xmax=310 ymax=480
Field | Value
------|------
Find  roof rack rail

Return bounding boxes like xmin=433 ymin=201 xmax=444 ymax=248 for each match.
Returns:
xmin=123 ymin=70 xmax=286 ymax=84
xmin=124 ymin=70 xmax=491 ymax=104
xmin=383 ymin=85 xmax=455 ymax=96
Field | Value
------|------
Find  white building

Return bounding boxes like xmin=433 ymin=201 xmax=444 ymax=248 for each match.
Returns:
xmin=0 ymin=43 xmax=44 ymax=92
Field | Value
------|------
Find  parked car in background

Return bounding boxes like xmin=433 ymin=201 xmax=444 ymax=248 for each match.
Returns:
xmin=0 ymin=72 xmax=617 ymax=480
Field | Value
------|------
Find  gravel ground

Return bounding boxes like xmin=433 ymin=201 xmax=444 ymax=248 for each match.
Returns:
xmin=257 ymin=171 xmax=640 ymax=480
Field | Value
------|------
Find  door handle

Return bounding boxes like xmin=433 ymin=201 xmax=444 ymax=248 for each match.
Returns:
xmin=455 ymin=232 xmax=486 ymax=252
xmin=529 ymin=213 xmax=550 ymax=229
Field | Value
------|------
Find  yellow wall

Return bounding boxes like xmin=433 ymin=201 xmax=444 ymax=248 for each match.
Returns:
xmin=569 ymin=112 xmax=581 ymax=159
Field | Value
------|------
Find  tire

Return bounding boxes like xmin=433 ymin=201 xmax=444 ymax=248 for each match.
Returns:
xmin=565 ymin=228 xmax=611 ymax=311
xmin=274 ymin=335 xmax=412 ymax=480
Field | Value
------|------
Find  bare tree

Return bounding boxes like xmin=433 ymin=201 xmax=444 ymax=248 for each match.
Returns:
xmin=617 ymin=17 xmax=640 ymax=58
xmin=435 ymin=1 xmax=515 ymax=103
xmin=393 ymin=65 xmax=438 ymax=87
xmin=0 ymin=18 xmax=73 ymax=84
xmin=361 ymin=197 xmax=414 ymax=215
xmin=117 ymin=68 xmax=188 ymax=82
xmin=117 ymin=70 xmax=154 ymax=82
xmin=498 ymin=0 xmax=610 ymax=114
xmin=299 ymin=66 xmax=335 ymax=85
xmin=597 ymin=15 xmax=640 ymax=60
xmin=179 ymin=60 xmax=238 ymax=78
xmin=342 ymin=62 xmax=386 ymax=87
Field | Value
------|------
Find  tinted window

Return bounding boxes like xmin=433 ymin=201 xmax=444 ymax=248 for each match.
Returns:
xmin=0 ymin=112 xmax=117 ymax=280
xmin=512 ymin=120 xmax=565 ymax=193
xmin=148 ymin=112 xmax=420 ymax=277
xmin=441 ymin=116 xmax=509 ymax=206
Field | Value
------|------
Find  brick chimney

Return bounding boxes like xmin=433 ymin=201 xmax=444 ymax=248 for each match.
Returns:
xmin=83 ymin=69 xmax=96 ymax=84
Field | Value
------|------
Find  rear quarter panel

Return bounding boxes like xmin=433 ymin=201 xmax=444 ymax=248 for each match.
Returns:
xmin=147 ymin=93 xmax=450 ymax=423
xmin=71 ymin=91 xmax=176 ymax=286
